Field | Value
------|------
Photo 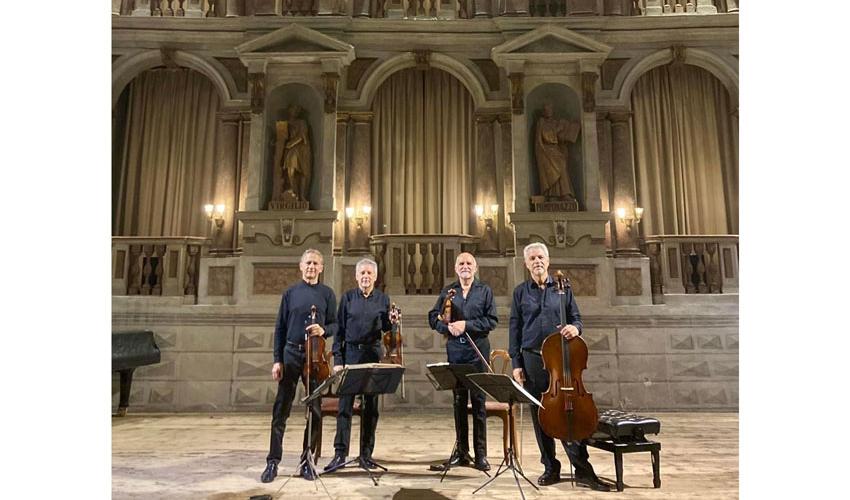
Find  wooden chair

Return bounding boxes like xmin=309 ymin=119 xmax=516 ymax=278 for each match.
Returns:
xmin=467 ymin=348 xmax=521 ymax=463
xmin=315 ymin=350 xmax=361 ymax=460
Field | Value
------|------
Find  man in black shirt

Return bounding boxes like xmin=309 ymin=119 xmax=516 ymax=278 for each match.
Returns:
xmin=260 ymin=248 xmax=338 ymax=483
xmin=428 ymin=252 xmax=498 ymax=472
xmin=323 ymin=258 xmax=395 ymax=473
xmin=509 ymin=242 xmax=611 ymax=491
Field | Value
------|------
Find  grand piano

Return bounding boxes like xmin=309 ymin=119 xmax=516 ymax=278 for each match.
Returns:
xmin=112 ymin=330 xmax=161 ymax=416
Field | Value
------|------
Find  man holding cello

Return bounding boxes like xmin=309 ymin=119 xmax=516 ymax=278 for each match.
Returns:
xmin=508 ymin=242 xmax=611 ymax=491
xmin=261 ymin=248 xmax=338 ymax=483
xmin=323 ymin=258 xmax=395 ymax=473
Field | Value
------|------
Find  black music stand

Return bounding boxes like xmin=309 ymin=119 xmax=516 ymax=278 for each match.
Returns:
xmin=276 ymin=369 xmax=345 ymax=499
xmin=425 ymin=362 xmax=491 ymax=481
xmin=324 ymin=363 xmax=405 ymax=486
xmin=466 ymin=373 xmax=543 ymax=500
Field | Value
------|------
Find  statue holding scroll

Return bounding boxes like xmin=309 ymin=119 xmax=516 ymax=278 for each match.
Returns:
xmin=272 ymin=104 xmax=312 ymax=207
xmin=534 ymin=102 xmax=580 ymax=200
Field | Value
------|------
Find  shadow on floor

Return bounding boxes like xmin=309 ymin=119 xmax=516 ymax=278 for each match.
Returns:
xmin=392 ymin=488 xmax=453 ymax=500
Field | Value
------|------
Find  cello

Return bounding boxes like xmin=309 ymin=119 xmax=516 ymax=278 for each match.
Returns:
xmin=381 ymin=302 xmax=405 ymax=398
xmin=302 ymin=305 xmax=331 ymax=392
xmin=538 ymin=271 xmax=598 ymax=443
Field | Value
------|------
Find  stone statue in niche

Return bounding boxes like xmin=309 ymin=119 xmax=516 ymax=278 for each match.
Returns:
xmin=270 ymin=104 xmax=311 ymax=210
xmin=532 ymin=102 xmax=580 ymax=212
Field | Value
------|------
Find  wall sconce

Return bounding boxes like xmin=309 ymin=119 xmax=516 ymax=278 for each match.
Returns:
xmin=346 ymin=205 xmax=371 ymax=230
xmin=474 ymin=204 xmax=499 ymax=231
xmin=616 ymin=206 xmax=644 ymax=230
xmin=204 ymin=203 xmax=226 ymax=231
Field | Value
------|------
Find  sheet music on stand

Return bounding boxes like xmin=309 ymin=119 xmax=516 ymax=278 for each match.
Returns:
xmin=424 ymin=362 xmax=478 ymax=391
xmin=336 ymin=363 xmax=404 ymax=396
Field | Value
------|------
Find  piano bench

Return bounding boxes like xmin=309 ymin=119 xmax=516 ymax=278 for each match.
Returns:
xmin=588 ymin=409 xmax=662 ymax=492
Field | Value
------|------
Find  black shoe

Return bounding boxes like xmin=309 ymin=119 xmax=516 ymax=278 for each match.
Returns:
xmin=473 ymin=456 xmax=491 ymax=471
xmin=361 ymin=457 xmax=379 ymax=469
xmin=323 ymin=454 xmax=347 ymax=472
xmin=576 ymin=475 xmax=612 ymax=492
xmin=260 ymin=461 xmax=278 ymax=483
xmin=301 ymin=463 xmax=317 ymax=481
xmin=538 ymin=468 xmax=561 ymax=486
xmin=429 ymin=450 xmax=472 ymax=471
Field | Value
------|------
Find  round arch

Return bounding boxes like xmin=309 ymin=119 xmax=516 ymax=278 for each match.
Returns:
xmin=112 ymin=50 xmax=239 ymax=107
xmin=615 ymin=48 xmax=739 ymax=107
xmin=355 ymin=52 xmax=489 ymax=110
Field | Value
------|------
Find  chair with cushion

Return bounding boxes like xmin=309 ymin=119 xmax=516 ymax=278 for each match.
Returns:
xmin=467 ymin=348 xmax=520 ymax=463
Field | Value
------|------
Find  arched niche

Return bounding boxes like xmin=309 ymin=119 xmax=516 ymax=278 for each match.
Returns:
xmin=526 ymin=83 xmax=585 ymax=209
xmin=263 ymin=82 xmax=324 ymax=210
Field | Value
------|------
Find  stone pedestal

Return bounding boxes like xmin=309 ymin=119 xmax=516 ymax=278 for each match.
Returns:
xmin=236 ymin=210 xmax=338 ymax=258
xmin=509 ymin=211 xmax=609 ymax=259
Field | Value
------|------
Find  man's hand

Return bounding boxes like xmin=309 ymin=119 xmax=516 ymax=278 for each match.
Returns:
xmin=448 ymin=320 xmax=466 ymax=337
xmin=272 ymin=362 xmax=283 ymax=382
xmin=333 ymin=364 xmax=344 ymax=374
xmin=306 ymin=324 xmax=325 ymax=337
xmin=512 ymin=367 xmax=525 ymax=384
xmin=559 ymin=324 xmax=579 ymax=339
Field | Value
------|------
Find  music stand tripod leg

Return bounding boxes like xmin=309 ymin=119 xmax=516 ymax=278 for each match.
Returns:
xmin=277 ymin=389 xmax=333 ymax=500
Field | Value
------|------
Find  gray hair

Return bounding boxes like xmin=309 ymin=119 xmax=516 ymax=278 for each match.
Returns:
xmin=300 ymin=248 xmax=324 ymax=263
xmin=523 ymin=242 xmax=550 ymax=260
xmin=355 ymin=258 xmax=378 ymax=275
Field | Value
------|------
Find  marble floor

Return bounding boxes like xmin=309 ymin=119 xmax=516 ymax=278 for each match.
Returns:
xmin=112 ymin=411 xmax=738 ymax=499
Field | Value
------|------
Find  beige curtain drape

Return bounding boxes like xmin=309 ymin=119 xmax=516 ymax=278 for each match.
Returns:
xmin=113 ymin=68 xmax=220 ymax=236
xmin=371 ymin=68 xmax=474 ymax=234
xmin=631 ymin=64 xmax=738 ymax=235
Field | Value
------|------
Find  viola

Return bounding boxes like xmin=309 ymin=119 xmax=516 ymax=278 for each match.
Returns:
xmin=302 ymin=304 xmax=331 ymax=391
xmin=381 ymin=302 xmax=405 ymax=397
xmin=538 ymin=271 xmax=598 ymax=442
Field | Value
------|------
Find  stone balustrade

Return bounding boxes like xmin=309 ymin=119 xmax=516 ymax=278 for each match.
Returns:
xmin=114 ymin=0 xmax=738 ymax=17
xmin=112 ymin=237 xmax=209 ymax=301
xmin=643 ymin=234 xmax=738 ymax=296
xmin=370 ymin=233 xmax=479 ymax=295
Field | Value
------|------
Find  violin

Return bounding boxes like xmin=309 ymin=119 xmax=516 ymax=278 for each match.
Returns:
xmin=441 ymin=288 xmax=493 ymax=373
xmin=538 ymin=271 xmax=598 ymax=442
xmin=382 ymin=302 xmax=405 ymax=397
xmin=302 ymin=305 xmax=331 ymax=391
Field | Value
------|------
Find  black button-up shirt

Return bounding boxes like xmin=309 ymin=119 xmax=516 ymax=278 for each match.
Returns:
xmin=508 ymin=276 xmax=583 ymax=370
xmin=333 ymin=287 xmax=392 ymax=366
xmin=428 ymin=279 xmax=498 ymax=340
xmin=273 ymin=280 xmax=338 ymax=364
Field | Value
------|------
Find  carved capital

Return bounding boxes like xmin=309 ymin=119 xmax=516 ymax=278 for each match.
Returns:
xmin=248 ymin=72 xmax=265 ymax=114
xmin=414 ymin=50 xmax=431 ymax=71
xmin=608 ymin=111 xmax=632 ymax=124
xmin=322 ymin=72 xmax=339 ymax=114
xmin=474 ymin=112 xmax=499 ymax=124
xmin=581 ymin=72 xmax=598 ymax=113
xmin=349 ymin=111 xmax=374 ymax=123
xmin=509 ymin=73 xmax=524 ymax=115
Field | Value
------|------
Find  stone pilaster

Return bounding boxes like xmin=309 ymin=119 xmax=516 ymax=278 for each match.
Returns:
xmin=496 ymin=113 xmax=515 ymax=256
xmin=212 ymin=112 xmax=243 ymax=251
xmin=474 ymin=113 xmax=499 ymax=254
xmin=334 ymin=114 xmax=350 ymax=255
xmin=580 ymin=72 xmax=603 ymax=212
xmin=609 ymin=111 xmax=641 ymax=256
xmin=347 ymin=112 xmax=374 ymax=253
xmin=597 ymin=113 xmax=613 ymax=253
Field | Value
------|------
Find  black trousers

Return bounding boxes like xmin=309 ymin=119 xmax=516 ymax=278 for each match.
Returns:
xmin=266 ymin=345 xmax=322 ymax=464
xmin=448 ymin=336 xmax=490 ymax=457
xmin=522 ymin=350 xmax=598 ymax=478
xmin=333 ymin=344 xmax=381 ymax=458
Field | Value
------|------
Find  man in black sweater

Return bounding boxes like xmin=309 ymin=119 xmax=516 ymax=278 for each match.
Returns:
xmin=323 ymin=258 xmax=395 ymax=473
xmin=261 ymin=248 xmax=338 ymax=483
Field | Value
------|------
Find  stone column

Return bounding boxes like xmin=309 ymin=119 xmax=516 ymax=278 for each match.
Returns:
xmin=131 ymin=0 xmax=151 ymax=16
xmin=474 ymin=113 xmax=499 ymax=254
xmin=597 ymin=113 xmax=614 ymax=253
xmin=473 ymin=0 xmax=493 ymax=17
xmin=347 ymin=113 xmax=373 ymax=253
xmin=226 ymin=0 xmax=245 ymax=16
xmin=213 ymin=112 xmax=242 ymax=251
xmin=580 ymin=72 xmax=602 ymax=212
xmin=244 ymin=70 xmax=267 ymax=211
xmin=334 ymin=114 xmax=350 ymax=255
xmin=496 ymin=113 xmax=515 ymax=256
xmin=609 ymin=111 xmax=641 ymax=256
xmin=501 ymin=0 xmax=529 ymax=15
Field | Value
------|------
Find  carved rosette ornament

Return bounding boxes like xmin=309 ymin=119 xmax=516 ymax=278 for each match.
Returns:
xmin=581 ymin=72 xmax=598 ymax=113
xmin=322 ymin=72 xmax=339 ymax=114
xmin=249 ymin=72 xmax=265 ymax=114
xmin=509 ymin=73 xmax=524 ymax=115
